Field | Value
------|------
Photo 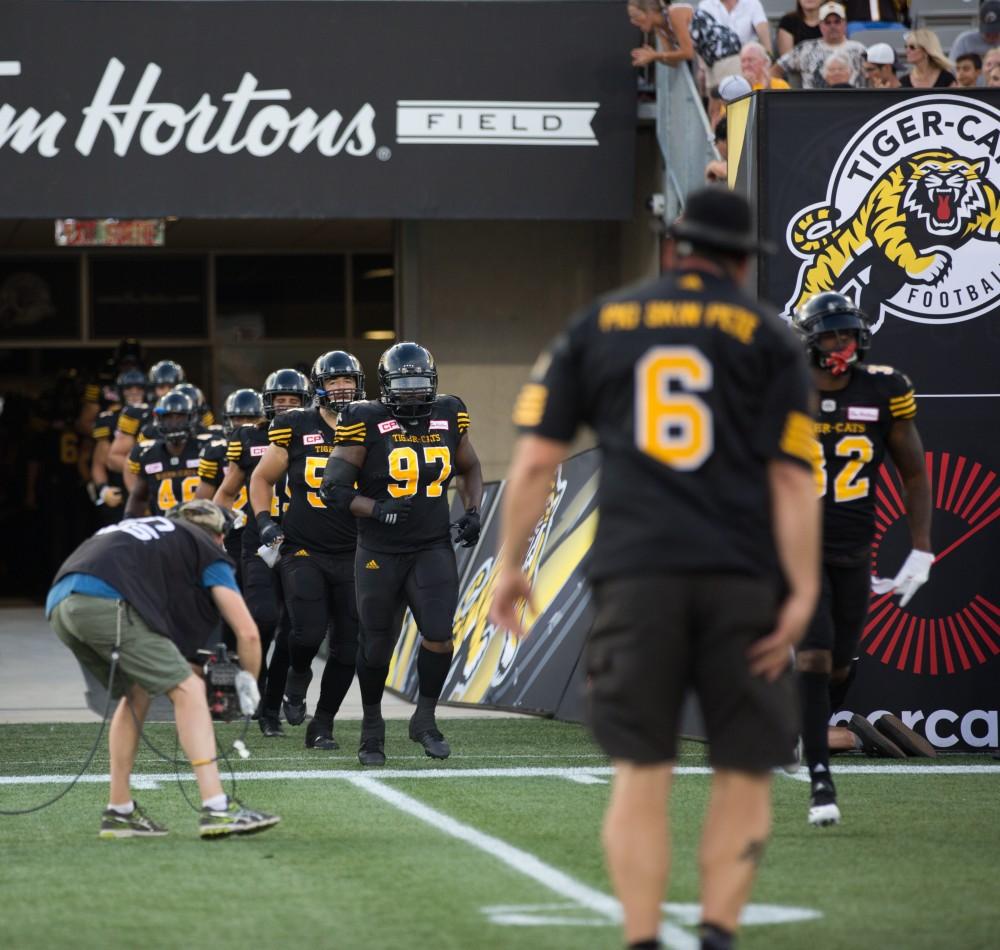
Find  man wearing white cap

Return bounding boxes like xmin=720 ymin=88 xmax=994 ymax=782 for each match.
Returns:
xmin=772 ymin=2 xmax=867 ymax=88
xmin=862 ymin=42 xmax=901 ymax=87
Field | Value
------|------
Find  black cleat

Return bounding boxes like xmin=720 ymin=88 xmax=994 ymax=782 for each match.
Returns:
xmin=848 ymin=713 xmax=905 ymax=758
xmin=409 ymin=717 xmax=451 ymax=760
xmin=258 ymin=709 xmax=285 ymax=738
xmin=282 ymin=668 xmax=312 ymax=726
xmin=358 ymin=715 xmax=386 ymax=766
xmin=875 ymin=714 xmax=937 ymax=757
xmin=808 ymin=780 xmax=841 ymax=827
xmin=305 ymin=719 xmax=339 ymax=750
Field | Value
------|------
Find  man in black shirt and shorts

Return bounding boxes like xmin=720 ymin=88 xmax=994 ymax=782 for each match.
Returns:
xmin=491 ymin=187 xmax=821 ymax=950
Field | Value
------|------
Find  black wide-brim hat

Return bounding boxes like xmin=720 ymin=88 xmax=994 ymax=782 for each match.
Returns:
xmin=668 ymin=186 xmax=775 ymax=255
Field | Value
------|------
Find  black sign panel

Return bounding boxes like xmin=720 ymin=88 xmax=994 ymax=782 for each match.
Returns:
xmin=0 ymin=1 xmax=635 ymax=219
xmin=746 ymin=91 xmax=1000 ymax=750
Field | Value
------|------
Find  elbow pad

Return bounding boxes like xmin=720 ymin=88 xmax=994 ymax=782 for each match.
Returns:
xmin=319 ymin=457 xmax=360 ymax=513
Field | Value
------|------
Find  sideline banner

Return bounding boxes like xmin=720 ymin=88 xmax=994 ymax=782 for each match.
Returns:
xmin=732 ymin=90 xmax=1000 ymax=751
xmin=0 ymin=0 xmax=635 ymax=219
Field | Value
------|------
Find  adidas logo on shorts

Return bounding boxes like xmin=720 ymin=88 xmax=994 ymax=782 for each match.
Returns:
xmin=365 ymin=559 xmax=379 ymax=570
xmin=294 ymin=549 xmax=310 ymax=557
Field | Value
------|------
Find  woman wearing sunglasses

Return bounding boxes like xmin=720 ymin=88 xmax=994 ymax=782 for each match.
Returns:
xmin=901 ymin=29 xmax=957 ymax=88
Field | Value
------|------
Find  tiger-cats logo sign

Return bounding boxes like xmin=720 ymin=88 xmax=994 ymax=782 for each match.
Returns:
xmin=783 ymin=96 xmax=1000 ymax=330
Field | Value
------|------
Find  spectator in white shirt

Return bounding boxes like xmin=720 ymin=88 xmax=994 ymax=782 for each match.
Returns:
xmin=698 ymin=0 xmax=773 ymax=53
xmin=772 ymin=2 xmax=867 ymax=88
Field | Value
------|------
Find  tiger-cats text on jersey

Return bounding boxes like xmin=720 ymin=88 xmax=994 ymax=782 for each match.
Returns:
xmin=268 ymin=408 xmax=356 ymax=556
xmin=815 ymin=363 xmax=916 ymax=562
xmin=514 ymin=268 xmax=815 ymax=582
xmin=334 ymin=396 xmax=470 ymax=553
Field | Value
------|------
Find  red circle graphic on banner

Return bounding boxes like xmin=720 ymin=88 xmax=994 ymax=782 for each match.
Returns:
xmin=866 ymin=452 xmax=1000 ymax=675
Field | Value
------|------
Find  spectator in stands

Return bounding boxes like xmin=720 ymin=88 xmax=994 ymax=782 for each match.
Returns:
xmin=843 ymin=0 xmax=900 ymax=24
xmin=954 ymin=52 xmax=982 ymax=87
xmin=777 ymin=0 xmax=823 ymax=56
xmin=698 ymin=0 xmax=774 ymax=52
xmin=863 ymin=42 xmax=902 ymax=87
xmin=822 ymin=50 xmax=857 ymax=85
xmin=950 ymin=0 xmax=1000 ymax=63
xmin=772 ymin=2 xmax=868 ymax=87
xmin=629 ymin=0 xmax=744 ymax=124
xmin=988 ymin=61 xmax=1000 ymax=85
xmin=983 ymin=45 xmax=1000 ymax=78
xmin=900 ymin=28 xmax=956 ymax=87
xmin=741 ymin=40 xmax=792 ymax=87
xmin=705 ymin=116 xmax=729 ymax=182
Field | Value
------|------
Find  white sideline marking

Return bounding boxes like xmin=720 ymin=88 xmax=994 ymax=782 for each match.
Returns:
xmin=2 ymin=763 xmax=998 ymax=787
xmin=563 ymin=774 xmax=608 ymax=785
xmin=349 ymin=774 xmax=699 ymax=950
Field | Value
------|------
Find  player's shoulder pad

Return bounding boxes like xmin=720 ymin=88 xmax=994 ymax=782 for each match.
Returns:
xmin=268 ymin=407 xmax=307 ymax=446
xmin=434 ymin=393 xmax=470 ymax=434
xmin=860 ymin=364 xmax=916 ymax=418
xmin=335 ymin=399 xmax=384 ymax=443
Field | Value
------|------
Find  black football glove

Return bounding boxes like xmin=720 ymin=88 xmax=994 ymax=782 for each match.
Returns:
xmin=372 ymin=497 xmax=412 ymax=526
xmin=256 ymin=512 xmax=283 ymax=547
xmin=451 ymin=508 xmax=481 ymax=548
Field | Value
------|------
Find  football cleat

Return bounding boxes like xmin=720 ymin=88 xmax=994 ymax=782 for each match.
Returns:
xmin=358 ymin=715 xmax=386 ymax=766
xmin=305 ymin=719 xmax=339 ymax=751
xmin=874 ymin=714 xmax=937 ymax=757
xmin=258 ymin=708 xmax=285 ymax=738
xmin=99 ymin=801 xmax=168 ymax=839
xmin=808 ymin=781 xmax=841 ymax=827
xmin=409 ymin=715 xmax=451 ymax=760
xmin=848 ymin=713 xmax=905 ymax=759
xmin=782 ymin=735 xmax=803 ymax=775
xmin=282 ymin=668 xmax=312 ymax=726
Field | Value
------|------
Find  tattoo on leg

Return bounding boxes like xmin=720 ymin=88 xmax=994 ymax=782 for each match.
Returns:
xmin=740 ymin=839 xmax=767 ymax=866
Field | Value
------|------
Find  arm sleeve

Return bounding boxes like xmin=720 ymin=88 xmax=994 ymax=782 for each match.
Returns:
xmin=752 ymin=340 xmax=816 ymax=470
xmin=887 ymin=370 xmax=917 ymax=420
xmin=127 ymin=442 xmax=143 ymax=475
xmin=267 ymin=413 xmax=294 ymax=448
xmin=116 ymin=407 xmax=142 ymax=436
xmin=333 ymin=404 xmax=368 ymax=445
xmin=454 ymin=397 xmax=471 ymax=436
xmin=748 ymin=0 xmax=768 ymax=27
xmin=512 ymin=316 xmax=589 ymax=442
xmin=200 ymin=560 xmax=239 ymax=591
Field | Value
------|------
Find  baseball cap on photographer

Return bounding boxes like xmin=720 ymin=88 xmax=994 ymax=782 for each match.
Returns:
xmin=818 ymin=1 xmax=846 ymax=19
xmin=169 ymin=499 xmax=235 ymax=537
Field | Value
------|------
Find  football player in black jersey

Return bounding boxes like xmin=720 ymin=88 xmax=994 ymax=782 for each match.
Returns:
xmin=217 ymin=370 xmax=310 ymax=737
xmin=250 ymin=353 xmax=365 ymax=750
xmin=91 ymin=369 xmax=146 ymax=524
xmin=107 ymin=359 xmax=185 ymax=474
xmin=792 ymin=292 xmax=933 ymax=827
xmin=321 ymin=342 xmax=484 ymax=766
xmin=490 ymin=188 xmax=820 ymax=950
xmin=124 ymin=391 xmax=213 ymax=518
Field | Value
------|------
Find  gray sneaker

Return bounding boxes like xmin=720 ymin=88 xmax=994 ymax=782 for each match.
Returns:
xmin=199 ymin=800 xmax=281 ymax=839
xmin=99 ymin=801 xmax=169 ymax=839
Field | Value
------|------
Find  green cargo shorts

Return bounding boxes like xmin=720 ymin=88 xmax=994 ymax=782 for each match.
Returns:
xmin=51 ymin=594 xmax=192 ymax=698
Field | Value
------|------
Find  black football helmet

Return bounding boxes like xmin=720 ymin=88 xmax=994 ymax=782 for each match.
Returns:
xmin=222 ymin=388 xmax=265 ymax=435
xmin=148 ymin=360 xmax=185 ymax=391
xmin=311 ymin=351 xmax=365 ymax=412
xmin=153 ymin=390 xmax=197 ymax=442
xmin=262 ymin=368 xmax=311 ymax=419
xmin=116 ymin=368 xmax=147 ymax=407
xmin=793 ymin=292 xmax=871 ymax=375
xmin=378 ymin=342 xmax=437 ymax=420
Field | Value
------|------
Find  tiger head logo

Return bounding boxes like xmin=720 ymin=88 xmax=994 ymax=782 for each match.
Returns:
xmin=783 ymin=97 xmax=1000 ymax=329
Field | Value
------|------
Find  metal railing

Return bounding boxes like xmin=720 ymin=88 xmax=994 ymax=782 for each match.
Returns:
xmin=654 ymin=61 xmax=718 ymax=223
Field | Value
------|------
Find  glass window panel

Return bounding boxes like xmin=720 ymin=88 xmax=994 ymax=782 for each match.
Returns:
xmin=0 ymin=258 xmax=80 ymax=340
xmin=352 ymin=253 xmax=395 ymax=340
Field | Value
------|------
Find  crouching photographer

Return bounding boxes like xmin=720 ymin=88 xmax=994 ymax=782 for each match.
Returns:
xmin=45 ymin=500 xmax=280 ymax=839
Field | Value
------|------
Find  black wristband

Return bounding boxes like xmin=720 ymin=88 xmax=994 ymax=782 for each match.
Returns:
xmin=255 ymin=511 xmax=275 ymax=530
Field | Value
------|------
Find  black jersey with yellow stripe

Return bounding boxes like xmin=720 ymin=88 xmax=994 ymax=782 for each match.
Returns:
xmin=334 ymin=395 xmax=469 ymax=553
xmin=815 ymin=363 xmax=916 ymax=560
xmin=230 ymin=423 xmax=289 ymax=556
xmin=92 ymin=409 xmax=120 ymax=443
xmin=128 ymin=433 xmax=214 ymax=516
xmin=515 ymin=268 xmax=815 ymax=581
xmin=115 ymin=403 xmax=152 ymax=438
xmin=268 ymin=408 xmax=356 ymax=556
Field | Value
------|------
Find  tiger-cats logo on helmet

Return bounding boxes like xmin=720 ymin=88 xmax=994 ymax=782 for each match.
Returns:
xmin=783 ymin=96 xmax=1000 ymax=330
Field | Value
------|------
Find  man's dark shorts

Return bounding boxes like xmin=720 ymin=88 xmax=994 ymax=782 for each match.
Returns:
xmin=585 ymin=572 xmax=798 ymax=771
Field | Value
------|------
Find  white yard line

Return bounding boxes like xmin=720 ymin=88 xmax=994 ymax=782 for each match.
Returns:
xmin=1 ymin=763 xmax=997 ymax=786
xmin=348 ymin=774 xmax=699 ymax=950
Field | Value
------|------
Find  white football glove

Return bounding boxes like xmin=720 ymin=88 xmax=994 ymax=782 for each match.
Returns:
xmin=890 ymin=550 xmax=935 ymax=607
xmin=234 ymin=670 xmax=260 ymax=717
xmin=257 ymin=543 xmax=281 ymax=569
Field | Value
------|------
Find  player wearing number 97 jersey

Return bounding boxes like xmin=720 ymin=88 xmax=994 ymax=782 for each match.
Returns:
xmin=792 ymin=292 xmax=932 ymax=829
xmin=321 ymin=342 xmax=484 ymax=766
xmin=248 ymin=353 xmax=364 ymax=751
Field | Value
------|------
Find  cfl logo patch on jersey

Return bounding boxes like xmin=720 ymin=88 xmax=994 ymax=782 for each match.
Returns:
xmin=302 ymin=433 xmax=323 ymax=445
xmin=144 ymin=462 xmax=164 ymax=474
xmin=378 ymin=419 xmax=400 ymax=434
xmin=782 ymin=96 xmax=1000 ymax=329
xmin=848 ymin=406 xmax=880 ymax=422
xmin=251 ymin=445 xmax=267 ymax=456
xmin=429 ymin=419 xmax=449 ymax=430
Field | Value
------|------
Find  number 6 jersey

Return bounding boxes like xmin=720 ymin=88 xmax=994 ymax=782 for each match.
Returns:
xmin=267 ymin=407 xmax=356 ymax=557
xmin=334 ymin=395 xmax=470 ymax=553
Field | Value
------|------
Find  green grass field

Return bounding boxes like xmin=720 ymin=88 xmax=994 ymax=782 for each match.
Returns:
xmin=1 ymin=718 xmax=997 ymax=950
